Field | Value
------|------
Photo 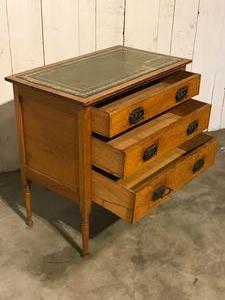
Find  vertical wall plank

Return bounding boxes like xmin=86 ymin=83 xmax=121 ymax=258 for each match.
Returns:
xmin=125 ymin=0 xmax=160 ymax=51
xmin=210 ymin=17 xmax=225 ymax=130
xmin=170 ymin=0 xmax=199 ymax=59
xmin=192 ymin=0 xmax=225 ymax=101
xmin=0 ymin=1 xmax=18 ymax=171
xmin=0 ymin=0 xmax=12 ymax=103
xmin=220 ymin=91 xmax=225 ymax=129
xmin=7 ymin=0 xmax=44 ymax=72
xmin=41 ymin=0 xmax=79 ymax=64
xmin=96 ymin=0 xmax=124 ymax=50
xmin=1 ymin=0 xmax=225 ymax=172
xmin=79 ymin=0 xmax=96 ymax=54
xmin=157 ymin=0 xmax=175 ymax=54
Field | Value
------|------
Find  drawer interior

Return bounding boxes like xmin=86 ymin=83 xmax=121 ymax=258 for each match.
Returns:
xmin=92 ymin=70 xmax=201 ymax=137
xmin=92 ymin=134 xmax=218 ymax=223
xmin=92 ymin=99 xmax=211 ymax=178
xmin=94 ymin=70 xmax=199 ymax=109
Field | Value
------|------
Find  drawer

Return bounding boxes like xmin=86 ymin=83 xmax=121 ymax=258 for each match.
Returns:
xmin=91 ymin=70 xmax=201 ymax=138
xmin=92 ymin=134 xmax=218 ymax=223
xmin=92 ymin=99 xmax=211 ymax=178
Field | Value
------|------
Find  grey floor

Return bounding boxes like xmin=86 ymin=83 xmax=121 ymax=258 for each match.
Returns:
xmin=0 ymin=130 xmax=225 ymax=300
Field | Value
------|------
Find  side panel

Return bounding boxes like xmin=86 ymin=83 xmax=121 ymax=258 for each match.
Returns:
xmin=17 ymin=85 xmax=79 ymax=196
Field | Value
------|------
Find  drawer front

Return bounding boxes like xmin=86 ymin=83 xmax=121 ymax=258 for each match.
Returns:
xmin=92 ymin=71 xmax=201 ymax=137
xmin=92 ymin=134 xmax=218 ymax=223
xmin=92 ymin=99 xmax=211 ymax=178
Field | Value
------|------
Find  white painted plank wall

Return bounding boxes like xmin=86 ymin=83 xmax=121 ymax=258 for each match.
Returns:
xmin=0 ymin=0 xmax=124 ymax=172
xmin=157 ymin=0 xmax=175 ymax=54
xmin=1 ymin=1 xmax=225 ymax=172
xmin=0 ymin=0 xmax=12 ymax=104
xmin=1 ymin=0 xmax=45 ymax=172
xmin=7 ymin=0 xmax=44 ymax=72
xmin=170 ymin=0 xmax=200 ymax=60
xmin=125 ymin=0 xmax=160 ymax=51
xmin=218 ymin=16 xmax=225 ymax=129
xmin=124 ymin=0 xmax=225 ymax=131
xmin=191 ymin=0 xmax=225 ymax=130
xmin=41 ymin=0 xmax=79 ymax=64
xmin=79 ymin=0 xmax=96 ymax=54
xmin=96 ymin=0 xmax=124 ymax=50
xmin=0 ymin=0 xmax=14 ymax=170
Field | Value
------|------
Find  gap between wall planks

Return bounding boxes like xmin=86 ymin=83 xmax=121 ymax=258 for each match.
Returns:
xmin=2 ymin=0 xmax=125 ymax=75
xmin=1 ymin=0 xmax=225 ymax=112
xmin=0 ymin=0 xmax=18 ymax=171
xmin=0 ymin=0 xmax=225 ymax=171
xmin=124 ymin=0 xmax=225 ymax=131
xmin=0 ymin=0 xmax=124 ymax=171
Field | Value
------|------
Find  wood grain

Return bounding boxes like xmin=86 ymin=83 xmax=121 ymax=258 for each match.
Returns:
xmin=96 ymin=0 xmax=124 ymax=50
xmin=92 ymin=99 xmax=211 ymax=177
xmin=125 ymin=0 xmax=160 ymax=51
xmin=170 ymin=0 xmax=200 ymax=60
xmin=157 ymin=0 xmax=175 ymax=54
xmin=77 ymin=106 xmax=92 ymax=257
xmin=18 ymin=84 xmax=79 ymax=193
xmin=41 ymin=0 xmax=79 ymax=64
xmin=92 ymin=134 xmax=218 ymax=223
xmin=191 ymin=0 xmax=225 ymax=129
xmin=92 ymin=70 xmax=201 ymax=137
xmin=6 ymin=0 xmax=44 ymax=73
xmin=79 ymin=0 xmax=96 ymax=54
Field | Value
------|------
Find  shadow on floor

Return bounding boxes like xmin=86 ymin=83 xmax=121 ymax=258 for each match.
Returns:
xmin=0 ymin=171 xmax=118 ymax=255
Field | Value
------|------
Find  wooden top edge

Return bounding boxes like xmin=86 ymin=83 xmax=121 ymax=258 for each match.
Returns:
xmin=5 ymin=46 xmax=191 ymax=106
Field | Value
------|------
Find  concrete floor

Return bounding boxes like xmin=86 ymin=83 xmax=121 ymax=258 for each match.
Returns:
xmin=0 ymin=130 xmax=225 ymax=300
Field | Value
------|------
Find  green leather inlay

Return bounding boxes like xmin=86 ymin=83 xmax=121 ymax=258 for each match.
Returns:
xmin=19 ymin=47 xmax=179 ymax=97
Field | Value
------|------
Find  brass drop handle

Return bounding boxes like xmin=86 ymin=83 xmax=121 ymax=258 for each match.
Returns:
xmin=176 ymin=86 xmax=188 ymax=102
xmin=151 ymin=185 xmax=172 ymax=202
xmin=187 ymin=120 xmax=199 ymax=135
xmin=143 ymin=144 xmax=158 ymax=161
xmin=129 ymin=107 xmax=144 ymax=125
xmin=192 ymin=157 xmax=205 ymax=173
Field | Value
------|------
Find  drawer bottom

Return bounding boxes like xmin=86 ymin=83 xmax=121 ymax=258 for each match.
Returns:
xmin=92 ymin=134 xmax=218 ymax=223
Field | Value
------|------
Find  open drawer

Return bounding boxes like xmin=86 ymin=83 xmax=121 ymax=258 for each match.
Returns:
xmin=92 ymin=99 xmax=211 ymax=178
xmin=91 ymin=70 xmax=201 ymax=137
xmin=92 ymin=134 xmax=218 ymax=223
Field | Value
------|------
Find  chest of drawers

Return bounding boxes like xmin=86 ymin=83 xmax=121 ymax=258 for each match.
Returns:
xmin=6 ymin=46 xmax=218 ymax=257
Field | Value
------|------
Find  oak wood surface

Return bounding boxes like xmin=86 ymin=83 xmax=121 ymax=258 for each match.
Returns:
xmin=92 ymin=99 xmax=211 ymax=177
xmin=92 ymin=134 xmax=218 ymax=223
xmin=7 ymin=46 xmax=216 ymax=257
xmin=77 ymin=107 xmax=92 ymax=257
xmin=92 ymin=70 xmax=201 ymax=137
xmin=19 ymin=84 xmax=79 ymax=192
xmin=15 ymin=82 xmax=92 ymax=256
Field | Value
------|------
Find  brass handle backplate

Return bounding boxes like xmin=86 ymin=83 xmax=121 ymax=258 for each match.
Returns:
xmin=176 ymin=86 xmax=188 ymax=102
xmin=187 ymin=120 xmax=199 ymax=135
xmin=192 ymin=157 xmax=205 ymax=173
xmin=143 ymin=144 xmax=158 ymax=161
xmin=151 ymin=185 xmax=172 ymax=202
xmin=129 ymin=107 xmax=144 ymax=125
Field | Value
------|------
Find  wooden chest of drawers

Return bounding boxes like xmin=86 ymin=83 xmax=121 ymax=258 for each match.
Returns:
xmin=6 ymin=46 xmax=218 ymax=257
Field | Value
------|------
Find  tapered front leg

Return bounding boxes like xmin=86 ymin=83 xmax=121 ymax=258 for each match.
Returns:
xmin=14 ymin=86 xmax=33 ymax=227
xmin=24 ymin=180 xmax=33 ymax=227
xmin=77 ymin=106 xmax=92 ymax=257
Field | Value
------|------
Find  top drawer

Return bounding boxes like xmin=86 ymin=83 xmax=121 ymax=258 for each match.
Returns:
xmin=91 ymin=70 xmax=201 ymax=138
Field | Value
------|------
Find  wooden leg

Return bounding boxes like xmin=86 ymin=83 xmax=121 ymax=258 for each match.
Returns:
xmin=77 ymin=106 xmax=92 ymax=257
xmin=24 ymin=180 xmax=33 ymax=227
xmin=81 ymin=214 xmax=90 ymax=257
